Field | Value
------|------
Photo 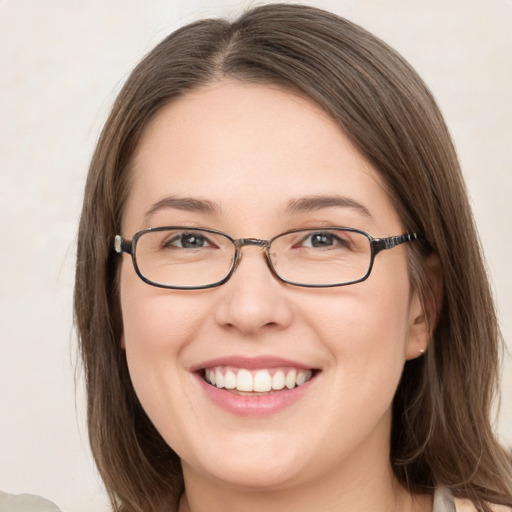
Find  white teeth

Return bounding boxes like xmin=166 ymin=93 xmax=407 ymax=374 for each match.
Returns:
xmin=296 ymin=370 xmax=307 ymax=386
xmin=271 ymin=370 xmax=285 ymax=390
xmin=236 ymin=369 xmax=253 ymax=392
xmin=285 ymin=369 xmax=297 ymax=389
xmin=224 ymin=370 xmax=236 ymax=389
xmin=205 ymin=367 xmax=313 ymax=392
xmin=215 ymin=368 xmax=225 ymax=389
xmin=253 ymin=370 xmax=272 ymax=392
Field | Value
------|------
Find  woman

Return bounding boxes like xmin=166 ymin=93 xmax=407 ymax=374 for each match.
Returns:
xmin=74 ymin=3 xmax=512 ymax=511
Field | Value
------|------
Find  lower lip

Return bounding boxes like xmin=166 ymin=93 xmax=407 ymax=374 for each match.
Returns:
xmin=195 ymin=373 xmax=316 ymax=417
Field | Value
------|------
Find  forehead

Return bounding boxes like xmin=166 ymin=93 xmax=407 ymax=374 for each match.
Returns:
xmin=123 ymin=79 xmax=401 ymax=234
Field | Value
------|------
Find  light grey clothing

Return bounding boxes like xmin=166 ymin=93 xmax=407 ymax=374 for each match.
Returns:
xmin=0 ymin=490 xmax=62 ymax=512
xmin=434 ymin=487 xmax=457 ymax=512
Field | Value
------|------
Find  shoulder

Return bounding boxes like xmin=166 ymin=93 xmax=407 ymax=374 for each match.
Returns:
xmin=454 ymin=497 xmax=512 ymax=512
xmin=434 ymin=487 xmax=512 ymax=512
xmin=0 ymin=490 xmax=62 ymax=512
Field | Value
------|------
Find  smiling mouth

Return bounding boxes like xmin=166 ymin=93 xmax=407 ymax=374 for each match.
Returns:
xmin=201 ymin=366 xmax=316 ymax=394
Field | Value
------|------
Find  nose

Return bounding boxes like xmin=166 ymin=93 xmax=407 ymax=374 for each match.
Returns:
xmin=213 ymin=246 xmax=293 ymax=335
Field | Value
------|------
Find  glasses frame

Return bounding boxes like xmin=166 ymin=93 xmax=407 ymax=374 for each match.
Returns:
xmin=114 ymin=226 xmax=421 ymax=290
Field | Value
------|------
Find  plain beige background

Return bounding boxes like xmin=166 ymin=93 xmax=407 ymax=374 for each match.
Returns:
xmin=0 ymin=1 xmax=510 ymax=511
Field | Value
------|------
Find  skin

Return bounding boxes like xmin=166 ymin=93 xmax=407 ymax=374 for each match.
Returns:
xmin=119 ymin=79 xmax=432 ymax=512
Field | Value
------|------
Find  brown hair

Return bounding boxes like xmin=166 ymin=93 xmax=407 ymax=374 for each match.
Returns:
xmin=74 ymin=4 xmax=512 ymax=511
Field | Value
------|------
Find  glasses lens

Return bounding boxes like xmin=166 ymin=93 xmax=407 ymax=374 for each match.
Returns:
xmin=134 ymin=228 xmax=235 ymax=288
xmin=270 ymin=228 xmax=372 ymax=286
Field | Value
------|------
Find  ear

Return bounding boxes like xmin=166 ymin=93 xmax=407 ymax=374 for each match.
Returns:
xmin=405 ymin=252 xmax=443 ymax=360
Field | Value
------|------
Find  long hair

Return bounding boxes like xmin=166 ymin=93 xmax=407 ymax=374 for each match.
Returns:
xmin=74 ymin=4 xmax=512 ymax=511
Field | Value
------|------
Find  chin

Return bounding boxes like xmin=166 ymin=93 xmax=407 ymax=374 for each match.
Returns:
xmin=180 ymin=433 xmax=314 ymax=491
xmin=196 ymin=459 xmax=304 ymax=491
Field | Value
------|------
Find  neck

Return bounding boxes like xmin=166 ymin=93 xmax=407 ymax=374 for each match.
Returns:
xmin=178 ymin=453 xmax=431 ymax=512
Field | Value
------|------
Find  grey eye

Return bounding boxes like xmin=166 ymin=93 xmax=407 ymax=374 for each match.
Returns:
xmin=309 ymin=232 xmax=335 ymax=247
xmin=165 ymin=232 xmax=212 ymax=249
xmin=300 ymin=232 xmax=348 ymax=248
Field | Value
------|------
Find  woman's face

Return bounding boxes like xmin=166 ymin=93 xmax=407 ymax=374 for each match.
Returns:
xmin=119 ymin=80 xmax=427 ymax=493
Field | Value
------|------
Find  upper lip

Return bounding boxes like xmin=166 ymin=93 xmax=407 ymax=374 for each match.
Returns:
xmin=190 ymin=356 xmax=316 ymax=372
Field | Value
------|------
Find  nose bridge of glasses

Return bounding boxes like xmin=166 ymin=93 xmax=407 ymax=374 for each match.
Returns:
xmin=234 ymin=238 xmax=270 ymax=249
xmin=232 ymin=238 xmax=273 ymax=270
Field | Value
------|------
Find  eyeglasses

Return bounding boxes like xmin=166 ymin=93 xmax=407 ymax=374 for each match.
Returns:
xmin=114 ymin=226 xmax=421 ymax=289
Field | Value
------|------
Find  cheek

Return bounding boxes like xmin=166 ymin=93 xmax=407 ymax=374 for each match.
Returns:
xmin=118 ymin=267 xmax=206 ymax=410
xmin=301 ymin=279 xmax=412 ymax=390
xmin=119 ymin=260 xmax=206 ymax=351
xmin=305 ymin=283 xmax=410 ymax=343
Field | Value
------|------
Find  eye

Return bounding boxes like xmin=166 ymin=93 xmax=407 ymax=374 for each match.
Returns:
xmin=299 ymin=231 xmax=349 ymax=249
xmin=164 ymin=232 xmax=214 ymax=249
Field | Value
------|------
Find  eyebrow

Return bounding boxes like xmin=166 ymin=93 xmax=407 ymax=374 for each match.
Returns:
xmin=145 ymin=196 xmax=221 ymax=221
xmin=285 ymin=195 xmax=373 ymax=218
xmin=144 ymin=194 xmax=373 ymax=222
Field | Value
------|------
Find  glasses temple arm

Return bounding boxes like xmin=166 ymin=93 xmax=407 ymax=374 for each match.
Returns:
xmin=372 ymin=233 xmax=423 ymax=255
